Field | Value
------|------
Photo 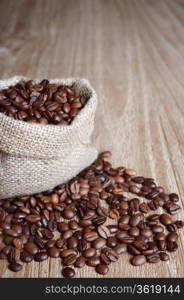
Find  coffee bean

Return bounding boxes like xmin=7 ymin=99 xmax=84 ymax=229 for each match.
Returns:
xmin=8 ymin=262 xmax=23 ymax=272
xmin=133 ymin=240 xmax=148 ymax=251
xmin=130 ymin=214 xmax=142 ymax=227
xmin=26 ymin=215 xmax=41 ymax=223
xmin=97 ymin=225 xmax=110 ymax=239
xmin=159 ymin=252 xmax=170 ymax=261
xmin=83 ymin=248 xmax=96 ymax=258
xmin=74 ymin=256 xmax=85 ymax=268
xmin=62 ymin=267 xmax=75 ymax=278
xmin=92 ymin=238 xmax=106 ymax=249
xmin=95 ymin=264 xmax=109 ymax=275
xmin=157 ymin=240 xmax=167 ymax=251
xmin=24 ymin=242 xmax=39 ymax=255
xmin=106 ymin=237 xmax=117 ymax=248
xmin=159 ymin=214 xmax=172 ymax=226
xmin=146 ymin=253 xmax=160 ymax=263
xmin=164 ymin=202 xmax=181 ymax=215
xmin=87 ymin=256 xmax=101 ymax=267
xmin=167 ymin=241 xmax=178 ymax=252
xmin=41 ymin=229 xmax=54 ymax=240
xmin=63 ymin=208 xmax=75 ymax=220
xmin=131 ymin=255 xmax=146 ymax=266
xmin=58 ymin=222 xmax=69 ymax=233
xmin=84 ymin=231 xmax=99 ymax=242
xmin=20 ymin=251 xmax=33 ymax=263
xmin=77 ymin=239 xmax=87 ymax=252
xmin=48 ymin=247 xmax=60 ymax=258
xmin=63 ymin=254 xmax=77 ymax=265
xmin=60 ymin=249 xmax=78 ymax=258
xmin=166 ymin=223 xmax=178 ymax=232
xmin=114 ymin=243 xmax=127 ymax=255
xmin=166 ymin=232 xmax=178 ymax=242
xmin=101 ymin=248 xmax=119 ymax=262
xmin=151 ymin=225 xmax=164 ymax=233
xmin=169 ymin=193 xmax=179 ymax=202
xmin=34 ymin=252 xmax=48 ymax=261
xmin=67 ymin=237 xmax=78 ymax=249
xmin=127 ymin=245 xmax=141 ymax=255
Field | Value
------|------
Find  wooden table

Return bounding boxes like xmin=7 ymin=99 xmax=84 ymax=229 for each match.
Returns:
xmin=0 ymin=0 xmax=184 ymax=278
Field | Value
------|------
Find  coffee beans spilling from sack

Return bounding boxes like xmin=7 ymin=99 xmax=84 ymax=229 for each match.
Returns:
xmin=0 ymin=152 xmax=183 ymax=277
xmin=0 ymin=79 xmax=88 ymax=125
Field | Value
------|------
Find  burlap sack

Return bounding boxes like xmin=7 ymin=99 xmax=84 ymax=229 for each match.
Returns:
xmin=0 ymin=76 xmax=98 ymax=199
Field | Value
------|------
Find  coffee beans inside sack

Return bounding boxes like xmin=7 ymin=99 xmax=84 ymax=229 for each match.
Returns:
xmin=0 ymin=77 xmax=98 ymax=199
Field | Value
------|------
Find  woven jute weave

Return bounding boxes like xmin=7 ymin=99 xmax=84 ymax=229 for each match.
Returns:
xmin=0 ymin=76 xmax=98 ymax=199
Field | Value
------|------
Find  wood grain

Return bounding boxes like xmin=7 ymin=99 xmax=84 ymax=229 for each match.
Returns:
xmin=0 ymin=0 xmax=184 ymax=278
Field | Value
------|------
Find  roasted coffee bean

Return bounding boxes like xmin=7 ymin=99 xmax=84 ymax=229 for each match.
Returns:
xmin=167 ymin=241 xmax=178 ymax=252
xmin=169 ymin=193 xmax=179 ymax=202
xmin=97 ymin=225 xmax=110 ymax=239
xmin=133 ymin=240 xmax=148 ymax=251
xmin=101 ymin=248 xmax=119 ymax=262
xmin=106 ymin=237 xmax=117 ymax=248
xmin=129 ymin=198 xmax=140 ymax=212
xmin=24 ymin=242 xmax=39 ymax=255
xmin=86 ymin=255 xmax=100 ymax=267
xmin=157 ymin=240 xmax=167 ymax=251
xmin=95 ymin=264 xmax=109 ymax=275
xmin=166 ymin=223 xmax=178 ymax=232
xmin=34 ymin=252 xmax=48 ymax=261
xmin=127 ymin=245 xmax=141 ymax=255
xmin=63 ymin=208 xmax=75 ymax=220
xmin=8 ymin=262 xmax=23 ymax=272
xmin=74 ymin=256 xmax=86 ymax=268
xmin=62 ymin=267 xmax=75 ymax=278
xmin=69 ymin=220 xmax=78 ymax=230
xmin=164 ymin=202 xmax=181 ymax=215
xmin=141 ymin=228 xmax=152 ymax=237
xmin=166 ymin=232 xmax=178 ymax=242
xmin=84 ymin=231 xmax=99 ymax=242
xmin=63 ymin=254 xmax=77 ymax=265
xmin=13 ymin=238 xmax=23 ymax=249
xmin=41 ymin=229 xmax=54 ymax=240
xmin=132 ymin=177 xmax=144 ymax=184
xmin=159 ymin=214 xmax=172 ymax=226
xmin=159 ymin=252 xmax=170 ymax=261
xmin=92 ymin=238 xmax=106 ymax=249
xmin=139 ymin=203 xmax=149 ymax=213
xmin=129 ymin=214 xmax=142 ymax=227
xmin=175 ymin=220 xmax=184 ymax=229
xmin=47 ymin=220 xmax=57 ymax=232
xmin=20 ymin=251 xmax=33 ymax=263
xmin=26 ymin=215 xmax=41 ymax=223
xmin=146 ymin=253 xmax=160 ymax=263
xmin=58 ymin=222 xmax=69 ymax=233
xmin=131 ymin=255 xmax=146 ymax=266
xmin=67 ymin=237 xmax=78 ymax=249
xmin=62 ymin=230 xmax=73 ymax=240
xmin=107 ymin=225 xmax=118 ymax=233
xmin=129 ymin=227 xmax=140 ymax=237
xmin=114 ymin=243 xmax=127 ymax=255
xmin=83 ymin=248 xmax=96 ymax=258
xmin=60 ymin=249 xmax=78 ymax=258
xmin=34 ymin=236 xmax=45 ymax=249
xmin=151 ymin=225 xmax=164 ymax=233
xmin=48 ymin=247 xmax=60 ymax=258
xmin=154 ymin=233 xmax=166 ymax=241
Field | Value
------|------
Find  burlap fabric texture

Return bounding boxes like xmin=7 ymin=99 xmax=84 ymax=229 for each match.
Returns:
xmin=0 ymin=76 xmax=98 ymax=199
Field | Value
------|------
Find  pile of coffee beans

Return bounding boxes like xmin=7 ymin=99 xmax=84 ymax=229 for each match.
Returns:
xmin=0 ymin=80 xmax=88 ymax=124
xmin=0 ymin=151 xmax=183 ymax=277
